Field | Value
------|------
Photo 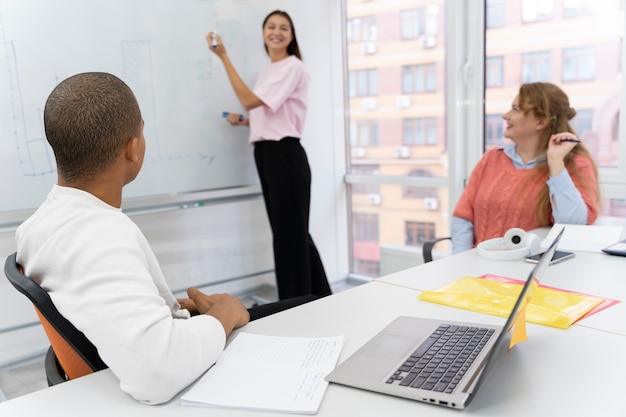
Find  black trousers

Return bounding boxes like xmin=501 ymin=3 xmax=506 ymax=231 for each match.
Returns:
xmin=254 ymin=137 xmax=332 ymax=300
xmin=248 ymin=294 xmax=319 ymax=321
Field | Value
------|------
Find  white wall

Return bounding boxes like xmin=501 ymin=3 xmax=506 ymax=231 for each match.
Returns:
xmin=291 ymin=0 xmax=349 ymax=285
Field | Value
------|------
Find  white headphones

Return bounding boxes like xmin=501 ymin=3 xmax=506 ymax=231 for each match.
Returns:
xmin=477 ymin=228 xmax=541 ymax=260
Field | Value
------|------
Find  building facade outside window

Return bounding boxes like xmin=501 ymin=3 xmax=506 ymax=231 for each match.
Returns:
xmin=345 ymin=0 xmax=625 ymax=279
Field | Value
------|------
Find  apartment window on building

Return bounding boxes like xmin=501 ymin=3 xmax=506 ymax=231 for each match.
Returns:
xmin=353 ymin=213 xmax=379 ymax=241
xmin=405 ymin=221 xmax=436 ymax=246
xmin=611 ymin=111 xmax=619 ymax=142
xmin=521 ymin=51 xmax=551 ymax=83
xmin=522 ymin=0 xmax=554 ymax=22
xmin=570 ymin=109 xmax=593 ymax=138
xmin=350 ymin=119 xmax=379 ymax=147
xmin=400 ymin=6 xmax=439 ymax=39
xmin=486 ymin=56 xmax=504 ymax=87
xmin=403 ymin=117 xmax=437 ymax=145
xmin=610 ymin=198 xmax=626 ymax=217
xmin=485 ymin=114 xmax=505 ymax=148
xmin=486 ymin=0 xmax=506 ymax=28
xmin=347 ymin=16 xmax=377 ymax=43
xmin=403 ymin=169 xmax=437 ymax=198
xmin=563 ymin=47 xmax=595 ymax=82
xmin=402 ymin=64 xmax=437 ymax=93
xmin=348 ymin=69 xmax=378 ymax=97
xmin=563 ymin=0 xmax=593 ymax=17
xmin=351 ymin=165 xmax=380 ymax=194
xmin=353 ymin=260 xmax=379 ymax=277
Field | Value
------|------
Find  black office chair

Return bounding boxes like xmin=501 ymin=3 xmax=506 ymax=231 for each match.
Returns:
xmin=4 ymin=252 xmax=108 ymax=385
xmin=422 ymin=237 xmax=452 ymax=263
xmin=248 ymin=294 xmax=319 ymax=321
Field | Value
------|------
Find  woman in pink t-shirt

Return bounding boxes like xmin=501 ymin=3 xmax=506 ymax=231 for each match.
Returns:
xmin=206 ymin=10 xmax=331 ymax=300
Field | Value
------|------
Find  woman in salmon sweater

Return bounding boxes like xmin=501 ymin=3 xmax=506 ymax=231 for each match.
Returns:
xmin=452 ymin=82 xmax=600 ymax=253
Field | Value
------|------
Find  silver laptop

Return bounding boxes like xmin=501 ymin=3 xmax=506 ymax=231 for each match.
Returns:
xmin=326 ymin=227 xmax=565 ymax=410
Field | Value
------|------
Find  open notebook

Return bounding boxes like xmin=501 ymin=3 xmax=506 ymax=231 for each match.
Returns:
xmin=326 ymin=228 xmax=564 ymax=410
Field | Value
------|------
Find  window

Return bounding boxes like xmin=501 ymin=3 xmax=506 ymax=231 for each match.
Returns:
xmin=347 ymin=16 xmax=377 ymax=43
xmin=403 ymin=118 xmax=437 ymax=145
xmin=485 ymin=114 xmax=505 ymax=147
xmin=562 ymin=47 xmax=595 ymax=82
xmin=521 ymin=51 xmax=551 ymax=83
xmin=351 ymin=165 xmax=380 ymax=194
xmin=486 ymin=0 xmax=506 ymax=28
xmin=405 ymin=221 xmax=436 ymax=246
xmin=522 ymin=0 xmax=554 ymax=22
xmin=344 ymin=0 xmax=626 ymax=282
xmin=402 ymin=64 xmax=437 ymax=93
xmin=571 ymin=109 xmax=593 ymax=139
xmin=348 ymin=69 xmax=378 ymax=97
xmin=563 ymin=0 xmax=593 ymax=17
xmin=352 ymin=260 xmax=380 ymax=277
xmin=353 ymin=213 xmax=379 ymax=241
xmin=404 ymin=186 xmax=438 ymax=199
xmin=609 ymin=199 xmax=626 ymax=217
xmin=350 ymin=120 xmax=379 ymax=146
xmin=403 ymin=169 xmax=438 ymax=198
xmin=486 ymin=56 xmax=504 ymax=87
xmin=400 ymin=6 xmax=439 ymax=39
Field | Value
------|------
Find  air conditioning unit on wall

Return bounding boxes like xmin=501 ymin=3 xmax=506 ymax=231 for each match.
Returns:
xmin=395 ymin=146 xmax=410 ymax=158
xmin=419 ymin=35 xmax=437 ymax=49
xmin=424 ymin=197 xmax=439 ymax=210
xmin=396 ymin=95 xmax=411 ymax=108
xmin=352 ymin=147 xmax=366 ymax=158
xmin=361 ymin=42 xmax=377 ymax=55
xmin=368 ymin=193 xmax=381 ymax=205
xmin=363 ymin=98 xmax=378 ymax=110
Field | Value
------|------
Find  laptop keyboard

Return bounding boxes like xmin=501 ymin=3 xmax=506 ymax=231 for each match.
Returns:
xmin=386 ymin=324 xmax=495 ymax=394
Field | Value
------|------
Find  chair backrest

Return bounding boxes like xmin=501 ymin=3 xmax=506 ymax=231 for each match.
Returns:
xmin=4 ymin=252 xmax=108 ymax=379
xmin=422 ymin=236 xmax=452 ymax=263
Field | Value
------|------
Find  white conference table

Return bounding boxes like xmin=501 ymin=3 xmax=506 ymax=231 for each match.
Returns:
xmin=2 ymin=263 xmax=626 ymax=416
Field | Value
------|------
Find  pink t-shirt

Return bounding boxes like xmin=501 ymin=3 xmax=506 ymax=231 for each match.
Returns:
xmin=249 ymin=55 xmax=308 ymax=143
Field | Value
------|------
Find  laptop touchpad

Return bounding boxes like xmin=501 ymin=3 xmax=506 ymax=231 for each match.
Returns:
xmin=362 ymin=334 xmax=416 ymax=359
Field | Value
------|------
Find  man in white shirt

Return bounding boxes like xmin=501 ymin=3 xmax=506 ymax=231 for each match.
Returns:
xmin=16 ymin=72 xmax=250 ymax=405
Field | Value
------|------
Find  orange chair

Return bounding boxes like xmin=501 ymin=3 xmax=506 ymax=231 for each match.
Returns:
xmin=4 ymin=252 xmax=108 ymax=385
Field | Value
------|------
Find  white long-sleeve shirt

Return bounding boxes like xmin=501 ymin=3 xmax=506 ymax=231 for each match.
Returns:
xmin=16 ymin=185 xmax=226 ymax=405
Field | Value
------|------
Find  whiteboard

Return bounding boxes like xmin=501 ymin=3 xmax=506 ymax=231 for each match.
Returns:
xmin=0 ymin=0 xmax=284 ymax=212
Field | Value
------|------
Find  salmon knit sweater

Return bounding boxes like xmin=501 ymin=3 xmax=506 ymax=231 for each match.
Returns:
xmin=453 ymin=148 xmax=598 ymax=246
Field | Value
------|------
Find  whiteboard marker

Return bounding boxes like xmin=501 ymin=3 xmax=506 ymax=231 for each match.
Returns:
xmin=212 ymin=30 xmax=218 ymax=48
xmin=222 ymin=111 xmax=244 ymax=121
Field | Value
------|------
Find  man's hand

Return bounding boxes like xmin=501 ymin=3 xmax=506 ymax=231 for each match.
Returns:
xmin=187 ymin=287 xmax=250 ymax=335
xmin=177 ymin=298 xmax=199 ymax=315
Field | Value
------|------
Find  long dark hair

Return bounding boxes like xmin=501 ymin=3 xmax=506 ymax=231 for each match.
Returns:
xmin=262 ymin=10 xmax=302 ymax=60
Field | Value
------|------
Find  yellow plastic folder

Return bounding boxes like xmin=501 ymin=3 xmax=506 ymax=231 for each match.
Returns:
xmin=418 ymin=276 xmax=605 ymax=329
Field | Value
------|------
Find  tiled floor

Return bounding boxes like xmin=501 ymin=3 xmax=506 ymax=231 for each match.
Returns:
xmin=0 ymin=279 xmax=363 ymax=402
xmin=0 ymin=358 xmax=47 ymax=401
